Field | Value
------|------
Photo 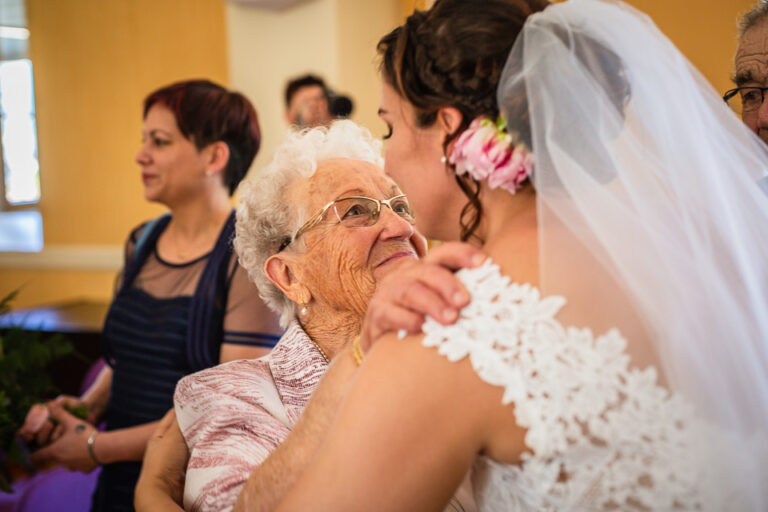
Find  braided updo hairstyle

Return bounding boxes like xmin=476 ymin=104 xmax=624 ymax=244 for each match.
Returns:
xmin=378 ymin=0 xmax=548 ymax=242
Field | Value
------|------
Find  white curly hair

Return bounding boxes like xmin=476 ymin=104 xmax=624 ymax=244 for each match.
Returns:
xmin=235 ymin=120 xmax=385 ymax=327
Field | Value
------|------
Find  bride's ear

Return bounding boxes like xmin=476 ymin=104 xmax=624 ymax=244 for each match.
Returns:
xmin=437 ymin=106 xmax=464 ymax=139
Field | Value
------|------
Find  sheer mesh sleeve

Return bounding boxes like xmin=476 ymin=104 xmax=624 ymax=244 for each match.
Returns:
xmin=222 ymin=257 xmax=282 ymax=348
xmin=112 ymin=222 xmax=146 ymax=295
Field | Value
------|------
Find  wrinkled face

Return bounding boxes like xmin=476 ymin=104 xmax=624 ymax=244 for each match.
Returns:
xmin=135 ymin=104 xmax=210 ymax=205
xmin=378 ymin=80 xmax=466 ymax=241
xmin=290 ymin=158 xmax=420 ymax=317
xmin=735 ymin=20 xmax=768 ymax=144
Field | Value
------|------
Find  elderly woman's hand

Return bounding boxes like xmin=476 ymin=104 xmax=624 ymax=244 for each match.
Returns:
xmin=359 ymin=241 xmax=485 ymax=351
xmin=135 ymin=410 xmax=187 ymax=512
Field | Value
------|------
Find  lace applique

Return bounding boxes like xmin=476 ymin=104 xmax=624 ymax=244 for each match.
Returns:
xmin=422 ymin=261 xmax=748 ymax=511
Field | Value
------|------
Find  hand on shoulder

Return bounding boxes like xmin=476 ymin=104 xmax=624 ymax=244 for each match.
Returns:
xmin=359 ymin=241 xmax=486 ymax=352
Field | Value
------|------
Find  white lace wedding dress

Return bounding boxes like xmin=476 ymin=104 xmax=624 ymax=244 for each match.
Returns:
xmin=422 ymin=261 xmax=760 ymax=511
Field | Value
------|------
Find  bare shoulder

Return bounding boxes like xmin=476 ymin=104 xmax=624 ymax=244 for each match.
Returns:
xmin=368 ymin=332 xmax=497 ymax=404
xmin=365 ymin=332 xmax=526 ymax=463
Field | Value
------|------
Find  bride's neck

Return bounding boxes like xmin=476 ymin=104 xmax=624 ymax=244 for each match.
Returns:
xmin=476 ymin=184 xmax=539 ymax=285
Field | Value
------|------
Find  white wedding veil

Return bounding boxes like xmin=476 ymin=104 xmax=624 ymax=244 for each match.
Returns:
xmin=498 ymin=0 xmax=768 ymax=505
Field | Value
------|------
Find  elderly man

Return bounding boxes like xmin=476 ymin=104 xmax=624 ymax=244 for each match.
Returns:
xmin=727 ymin=1 xmax=768 ymax=144
xmin=728 ymin=2 xmax=768 ymax=195
xmin=283 ymin=74 xmax=333 ymax=128
xmin=284 ymin=74 xmax=355 ymax=128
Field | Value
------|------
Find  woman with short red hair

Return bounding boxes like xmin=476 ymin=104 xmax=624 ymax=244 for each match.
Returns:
xmin=19 ymin=80 xmax=281 ymax=511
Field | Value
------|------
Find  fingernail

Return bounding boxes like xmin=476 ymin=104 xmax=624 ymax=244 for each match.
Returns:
xmin=397 ymin=329 xmax=407 ymax=339
xmin=443 ymin=309 xmax=457 ymax=322
xmin=471 ymin=253 xmax=486 ymax=266
xmin=453 ymin=291 xmax=468 ymax=305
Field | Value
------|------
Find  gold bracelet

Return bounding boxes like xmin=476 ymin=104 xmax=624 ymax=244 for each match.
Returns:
xmin=352 ymin=335 xmax=365 ymax=367
xmin=87 ymin=430 xmax=103 ymax=466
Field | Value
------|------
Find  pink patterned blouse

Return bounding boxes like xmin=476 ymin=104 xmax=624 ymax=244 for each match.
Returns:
xmin=174 ymin=321 xmax=477 ymax=512
xmin=174 ymin=322 xmax=327 ymax=512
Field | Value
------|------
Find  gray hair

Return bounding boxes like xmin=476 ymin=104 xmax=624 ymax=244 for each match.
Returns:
xmin=234 ymin=120 xmax=385 ymax=327
xmin=739 ymin=0 xmax=768 ymax=36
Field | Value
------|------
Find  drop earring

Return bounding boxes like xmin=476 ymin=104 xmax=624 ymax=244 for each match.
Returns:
xmin=299 ymin=293 xmax=308 ymax=317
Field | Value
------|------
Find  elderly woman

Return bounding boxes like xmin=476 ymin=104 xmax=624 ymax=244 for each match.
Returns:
xmin=18 ymin=80 xmax=281 ymax=511
xmin=135 ymin=121 xmax=478 ymax=512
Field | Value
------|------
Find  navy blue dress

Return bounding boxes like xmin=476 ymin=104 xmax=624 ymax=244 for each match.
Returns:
xmin=92 ymin=212 xmax=280 ymax=511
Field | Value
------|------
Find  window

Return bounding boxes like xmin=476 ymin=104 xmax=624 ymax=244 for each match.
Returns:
xmin=0 ymin=0 xmax=42 ymax=252
xmin=1 ymin=57 xmax=39 ymax=206
xmin=1 ymin=0 xmax=39 ymax=207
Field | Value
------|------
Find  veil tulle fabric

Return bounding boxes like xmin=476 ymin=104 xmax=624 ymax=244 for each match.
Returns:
xmin=498 ymin=0 xmax=768 ymax=505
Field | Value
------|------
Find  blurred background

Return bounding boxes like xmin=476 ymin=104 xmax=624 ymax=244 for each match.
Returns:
xmin=0 ymin=0 xmax=756 ymax=309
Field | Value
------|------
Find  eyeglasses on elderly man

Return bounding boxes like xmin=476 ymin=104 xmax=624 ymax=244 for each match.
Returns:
xmin=723 ymin=86 xmax=768 ymax=113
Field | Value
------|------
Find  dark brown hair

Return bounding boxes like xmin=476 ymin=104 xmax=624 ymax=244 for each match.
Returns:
xmin=378 ymin=0 xmax=549 ymax=242
xmin=144 ymin=80 xmax=261 ymax=196
xmin=284 ymin=74 xmax=328 ymax=107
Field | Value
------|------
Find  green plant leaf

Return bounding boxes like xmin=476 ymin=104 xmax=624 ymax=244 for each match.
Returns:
xmin=0 ymin=289 xmax=75 ymax=483
xmin=0 ymin=289 xmax=19 ymax=316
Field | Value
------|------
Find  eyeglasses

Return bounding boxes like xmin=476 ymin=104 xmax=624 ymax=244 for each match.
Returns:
xmin=723 ymin=87 xmax=768 ymax=113
xmin=278 ymin=194 xmax=415 ymax=251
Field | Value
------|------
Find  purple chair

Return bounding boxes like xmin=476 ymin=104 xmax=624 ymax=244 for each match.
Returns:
xmin=0 ymin=360 xmax=106 ymax=512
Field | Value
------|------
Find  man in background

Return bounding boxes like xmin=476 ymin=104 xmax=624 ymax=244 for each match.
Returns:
xmin=284 ymin=74 xmax=332 ymax=128
xmin=728 ymin=1 xmax=768 ymax=144
xmin=729 ymin=1 xmax=768 ymax=195
xmin=284 ymin=74 xmax=354 ymax=128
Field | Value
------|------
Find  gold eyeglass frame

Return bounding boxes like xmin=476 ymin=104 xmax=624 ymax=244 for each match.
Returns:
xmin=279 ymin=194 xmax=413 ymax=251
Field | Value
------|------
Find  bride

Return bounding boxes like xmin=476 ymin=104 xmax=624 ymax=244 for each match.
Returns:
xmin=273 ymin=0 xmax=768 ymax=509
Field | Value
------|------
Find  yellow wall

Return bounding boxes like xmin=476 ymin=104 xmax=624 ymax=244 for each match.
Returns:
xmin=225 ymin=0 xmax=340 ymax=176
xmin=0 ymin=268 xmax=118 ymax=307
xmin=401 ymin=0 xmax=427 ymax=19
xmin=336 ymin=0 xmax=403 ymax=137
xmin=0 ymin=0 xmax=229 ymax=308
xmin=30 ymin=0 xmax=228 ymax=246
xmin=619 ymin=0 xmax=754 ymax=96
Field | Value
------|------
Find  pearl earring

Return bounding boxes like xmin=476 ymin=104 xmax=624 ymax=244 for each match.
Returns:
xmin=299 ymin=293 xmax=308 ymax=317
xmin=440 ymin=155 xmax=447 ymax=164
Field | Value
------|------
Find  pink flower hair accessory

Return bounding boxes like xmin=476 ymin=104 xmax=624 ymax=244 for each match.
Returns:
xmin=448 ymin=115 xmax=534 ymax=194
